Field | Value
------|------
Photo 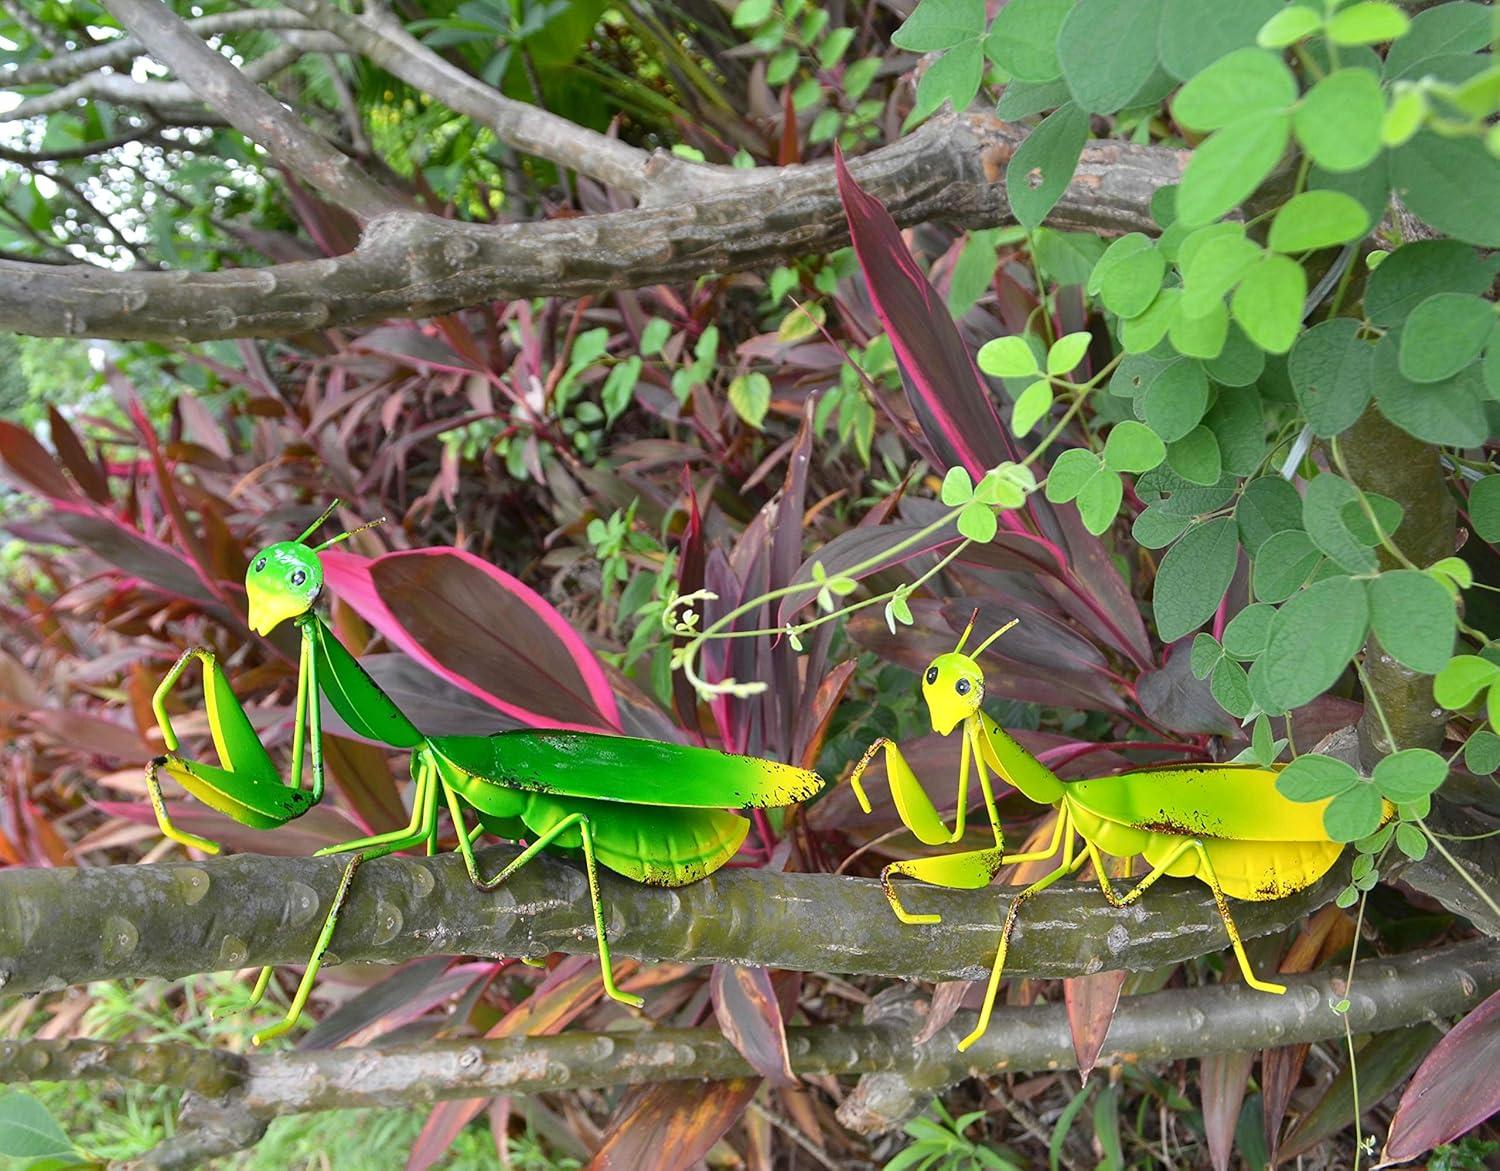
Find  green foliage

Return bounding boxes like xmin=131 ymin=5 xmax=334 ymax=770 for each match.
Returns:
xmin=885 ymin=1100 xmax=1025 ymax=1171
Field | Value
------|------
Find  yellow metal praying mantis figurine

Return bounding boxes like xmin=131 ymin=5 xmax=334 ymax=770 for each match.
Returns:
xmin=850 ymin=616 xmax=1385 ymax=1051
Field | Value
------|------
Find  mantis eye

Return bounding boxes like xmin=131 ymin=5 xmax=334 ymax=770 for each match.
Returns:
xmin=955 ymin=678 xmax=971 ymax=696
xmin=254 ymin=558 xmax=266 ymax=572
xmin=925 ymin=666 xmax=939 ymax=685
xmin=290 ymin=569 xmax=308 ymax=587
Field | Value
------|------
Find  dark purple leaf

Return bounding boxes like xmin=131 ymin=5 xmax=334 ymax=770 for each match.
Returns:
xmin=589 ymin=1078 xmax=760 ymax=1171
xmin=1385 ymin=988 xmax=1500 ymax=1161
xmin=1137 ymin=642 xmax=1240 ymax=736
xmin=1066 ymin=970 xmax=1126 ymax=1082
xmin=1200 ymin=1050 xmax=1254 ymax=1171
xmin=711 ymin=964 xmax=796 ymax=1087
xmin=834 ymin=149 xmax=1015 ymax=478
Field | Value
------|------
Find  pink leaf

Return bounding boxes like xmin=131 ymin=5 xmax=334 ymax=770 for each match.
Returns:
xmin=1384 ymin=987 xmax=1500 ymax=1161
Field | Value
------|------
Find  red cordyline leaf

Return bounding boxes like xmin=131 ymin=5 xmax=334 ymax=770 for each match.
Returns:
xmin=832 ymin=146 xmax=1017 ymax=481
xmin=321 ymin=548 xmax=622 ymax=734
xmin=711 ymin=963 xmax=796 ymax=1087
xmin=1065 ymin=969 xmax=1127 ymax=1082
xmin=1383 ymin=986 xmax=1500 ymax=1162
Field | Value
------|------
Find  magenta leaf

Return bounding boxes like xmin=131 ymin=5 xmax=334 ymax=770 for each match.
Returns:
xmin=322 ymin=548 xmax=621 ymax=733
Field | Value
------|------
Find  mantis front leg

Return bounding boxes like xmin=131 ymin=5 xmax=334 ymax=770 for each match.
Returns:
xmin=850 ymin=722 xmax=1001 ymax=847
xmin=147 ymin=628 xmax=323 ymax=854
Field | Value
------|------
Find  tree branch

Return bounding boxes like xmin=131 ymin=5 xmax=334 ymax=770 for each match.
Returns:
xmin=0 ymin=113 xmax=1180 ymax=341
xmin=98 ymin=0 xmax=399 ymax=220
xmin=0 ymin=840 xmax=1378 ymax=997
xmin=2 ymin=938 xmax=1494 ymax=1167
xmin=0 ymin=9 xmax=319 ymax=88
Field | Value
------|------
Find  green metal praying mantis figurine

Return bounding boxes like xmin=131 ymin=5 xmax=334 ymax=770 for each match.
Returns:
xmin=850 ymin=615 xmax=1389 ymax=1052
xmin=147 ymin=502 xmax=824 ymax=1042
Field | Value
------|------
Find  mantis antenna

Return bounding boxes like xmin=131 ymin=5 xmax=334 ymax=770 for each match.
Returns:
xmin=313 ymin=516 xmax=388 ymax=552
xmin=972 ymin=617 xmax=1019 ymax=658
xmin=296 ymin=499 xmax=343 ymax=544
xmin=953 ymin=609 xmax=980 ymax=653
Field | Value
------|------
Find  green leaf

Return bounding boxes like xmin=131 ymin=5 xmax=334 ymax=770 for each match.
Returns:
xmin=941 ymin=465 xmax=975 ymax=505
xmin=1398 ymin=292 xmax=1494 ymax=383
xmin=602 ymin=355 xmax=642 ymax=424
xmin=1237 ymin=475 xmax=1304 ymax=556
xmin=1103 ymin=419 xmax=1167 ymax=473
xmin=728 ymin=371 xmax=772 ymax=428
xmin=1390 ymin=131 xmax=1500 ymax=247
xmin=892 ymin=0 xmax=984 ymax=50
xmin=1119 ymin=287 xmax=1181 ymax=353
xmin=976 ymin=334 xmax=1041 ymax=377
xmin=640 ymin=318 xmax=671 ymax=356
xmin=1047 ymin=331 xmax=1092 ymax=376
xmin=1172 ymin=47 xmax=1297 ymax=132
xmin=1076 ymin=467 xmax=1124 ymax=534
xmin=947 ymin=228 xmax=1002 ymax=317
xmin=1260 ymin=574 xmax=1370 ymax=708
xmin=1011 ymin=379 xmax=1054 ymax=435
xmin=1427 ymin=555 xmax=1474 ymax=594
xmin=958 ymin=499 xmax=999 ymax=542
xmin=1180 ymin=233 xmax=1263 ymax=317
xmin=1251 ymin=529 xmax=1323 ymax=602
xmin=1372 ymin=747 xmax=1448 ymax=802
xmin=1287 ymin=318 xmax=1375 ymax=438
xmin=1231 ymin=253 xmax=1306 ymax=354
xmin=1371 ymin=335 xmax=1490 ymax=447
xmin=1191 ymin=631 xmax=1224 ymax=678
xmin=996 ymin=77 xmax=1074 ymax=119
xmin=1166 ymin=425 xmax=1222 ymax=486
xmin=1057 ymin=0 xmax=1164 ymax=114
xmin=1464 ymin=729 xmax=1500 ymax=775
xmin=1381 ymin=86 xmax=1427 ymax=148
xmin=1161 ymin=0 xmax=1284 ymax=80
xmin=1267 ymin=190 xmax=1372 ymax=253
xmin=1324 ymin=784 xmax=1386 ymax=842
xmin=1293 ymin=68 xmax=1386 ymax=173
xmin=1210 ymin=657 xmax=1255 ymax=717
xmin=1257 ymin=5 xmax=1323 ymax=48
xmin=0 ymin=1092 xmax=77 ymax=1160
xmin=1133 ymin=507 xmax=1193 ymax=548
xmin=1385 ymin=3 xmax=1494 ymax=81
xmin=1168 ymin=300 xmax=1229 ymax=359
xmin=1470 ymin=475 xmax=1500 ymax=543
xmin=1203 ymin=384 xmax=1266 ymax=475
xmin=1368 ymin=569 xmax=1456 ymax=675
xmin=1153 ymin=515 xmax=1239 ymax=642
xmin=1141 ymin=356 xmax=1210 ymax=441
xmin=1221 ymin=602 xmax=1275 ymax=661
xmin=1303 ymin=474 xmax=1379 ymax=575
xmin=1433 ymin=654 xmax=1500 ymax=709
xmin=1326 ymin=1 xmax=1409 ymax=46
xmin=1204 ymin=323 xmax=1267 ymax=386
xmin=1098 ymin=239 xmax=1166 ymax=318
xmin=731 ymin=0 xmax=773 ymax=29
xmin=1277 ymin=753 xmax=1360 ymax=801
xmin=1044 ymin=447 xmax=1104 ymax=503
xmin=1365 ymin=240 xmax=1494 ymax=327
xmin=1032 ymin=229 xmax=1107 ymax=286
xmin=1008 ymin=103 xmax=1090 ymax=230
xmin=910 ymin=39 xmax=984 ymax=123
xmin=986 ymin=0 xmax=1071 ymax=81
xmin=1177 ymin=111 xmax=1290 ymax=227
xmin=1395 ymin=821 xmax=1428 ymax=861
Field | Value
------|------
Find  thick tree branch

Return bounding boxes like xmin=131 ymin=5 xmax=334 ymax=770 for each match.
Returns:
xmin=1 ymin=9 xmax=319 ymax=88
xmin=0 ymin=842 xmax=1375 ymax=996
xmin=99 ymin=0 xmax=399 ymax=220
xmin=0 ymin=113 xmax=1180 ymax=341
xmin=2 ymin=938 xmax=1494 ymax=1167
xmin=282 ymin=0 xmax=666 ymax=197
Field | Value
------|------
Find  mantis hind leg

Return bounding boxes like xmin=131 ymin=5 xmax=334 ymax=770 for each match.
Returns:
xmin=442 ymin=787 xmax=643 ymax=1009
xmin=960 ymin=833 xmax=1086 ymax=1053
xmin=1081 ymin=838 xmax=1287 ymax=996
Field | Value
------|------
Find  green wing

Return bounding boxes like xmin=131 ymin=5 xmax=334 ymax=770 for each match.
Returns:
xmin=307 ymin=619 xmax=424 ymax=749
xmin=1065 ymin=764 xmax=1336 ymax=843
xmin=430 ymin=730 xmax=824 ymax=809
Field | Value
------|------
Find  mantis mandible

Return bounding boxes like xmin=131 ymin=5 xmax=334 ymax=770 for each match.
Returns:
xmin=849 ymin=616 xmax=1389 ymax=1051
xmin=147 ymin=502 xmax=824 ymax=1041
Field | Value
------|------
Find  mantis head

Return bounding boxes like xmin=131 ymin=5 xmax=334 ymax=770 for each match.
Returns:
xmin=245 ymin=501 xmax=384 ymax=635
xmin=920 ymin=616 xmax=1018 ymax=736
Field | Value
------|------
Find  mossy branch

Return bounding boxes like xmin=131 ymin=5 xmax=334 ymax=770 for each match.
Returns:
xmin=3 ymin=846 xmax=1355 ymax=996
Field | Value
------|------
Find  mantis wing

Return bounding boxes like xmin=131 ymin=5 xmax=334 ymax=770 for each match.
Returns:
xmin=430 ymin=731 xmax=824 ymax=809
xmin=1065 ymin=765 xmax=1338 ymax=843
